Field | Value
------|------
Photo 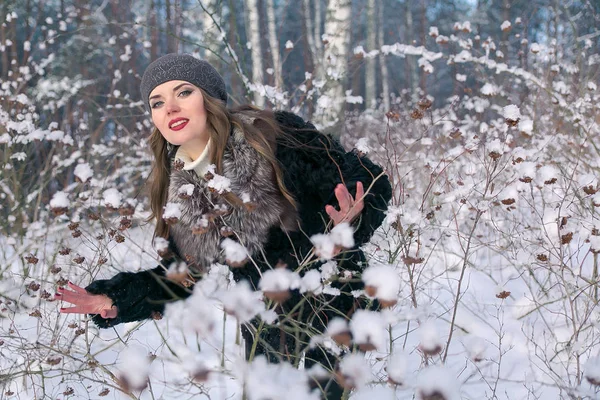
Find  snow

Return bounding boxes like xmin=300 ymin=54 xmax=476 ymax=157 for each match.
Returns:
xmin=244 ymin=356 xmax=319 ymax=400
xmin=355 ymin=138 xmax=370 ymax=154
xmin=587 ymin=81 xmax=597 ymax=91
xmin=503 ymin=104 xmax=521 ymax=120
xmin=153 ymin=237 xmax=169 ymax=253
xmin=584 ymin=356 xmax=600 ymax=385
xmin=386 ymin=351 xmax=409 ymax=385
xmin=361 ymin=262 xmax=400 ymax=303
xmin=118 ymin=345 xmax=150 ymax=391
xmin=299 ymin=269 xmax=323 ymax=294
xmin=219 ymin=280 xmax=264 ymax=323
xmin=162 ymin=202 xmax=181 ymax=219
xmin=338 ymin=353 xmax=371 ymax=389
xmin=416 ymin=366 xmax=461 ymax=400
xmin=501 ymin=20 xmax=511 ymax=31
xmin=419 ymin=320 xmax=442 ymax=355
xmin=259 ymin=268 xmax=301 ymax=292
xmin=349 ymin=310 xmax=387 ymax=351
xmin=320 ymin=260 xmax=339 ymax=280
xmin=481 ymin=82 xmax=499 ymax=96
xmin=102 ymin=188 xmax=122 ymax=208
xmin=285 ymin=40 xmax=294 ymax=49
xmin=49 ymin=191 xmax=69 ymax=208
xmin=326 ymin=318 xmax=349 ymax=336
xmin=207 ymin=173 xmax=232 ymax=193
xmin=220 ymin=238 xmax=248 ymax=265
xmin=178 ymin=183 xmax=195 ymax=196
xmin=519 ymin=119 xmax=534 ymax=135
xmin=73 ymin=162 xmax=92 ymax=183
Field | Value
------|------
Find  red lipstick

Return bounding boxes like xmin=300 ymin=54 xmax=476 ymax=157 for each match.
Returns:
xmin=169 ymin=118 xmax=189 ymax=131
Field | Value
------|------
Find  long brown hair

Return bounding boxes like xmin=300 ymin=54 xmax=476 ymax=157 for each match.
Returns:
xmin=147 ymin=88 xmax=297 ymax=239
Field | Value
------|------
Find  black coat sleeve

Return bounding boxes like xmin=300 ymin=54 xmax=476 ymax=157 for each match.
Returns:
xmin=274 ymin=111 xmax=392 ymax=247
xmin=84 ymin=235 xmax=192 ymax=328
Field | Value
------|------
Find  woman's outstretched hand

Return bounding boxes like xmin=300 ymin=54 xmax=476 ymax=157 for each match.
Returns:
xmin=55 ymin=282 xmax=117 ymax=319
xmin=325 ymin=181 xmax=365 ymax=226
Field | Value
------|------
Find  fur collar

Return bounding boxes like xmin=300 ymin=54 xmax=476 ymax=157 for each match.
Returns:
xmin=167 ymin=119 xmax=297 ymax=271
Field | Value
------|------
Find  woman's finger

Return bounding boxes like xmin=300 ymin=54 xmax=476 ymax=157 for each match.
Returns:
xmin=67 ymin=282 xmax=88 ymax=294
xmin=56 ymin=291 xmax=92 ymax=306
xmin=355 ymin=181 xmax=364 ymax=201
xmin=100 ymin=307 xmax=118 ymax=319
xmin=335 ymin=184 xmax=352 ymax=212
xmin=60 ymin=305 xmax=91 ymax=314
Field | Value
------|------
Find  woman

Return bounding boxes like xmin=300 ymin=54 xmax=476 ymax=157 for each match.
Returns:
xmin=56 ymin=54 xmax=392 ymax=398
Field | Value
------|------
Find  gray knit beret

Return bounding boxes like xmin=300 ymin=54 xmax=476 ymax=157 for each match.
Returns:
xmin=140 ymin=53 xmax=228 ymax=111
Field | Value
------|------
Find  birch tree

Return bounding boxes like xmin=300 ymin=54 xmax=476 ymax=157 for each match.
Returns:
xmin=314 ymin=0 xmax=351 ymax=128
xmin=265 ymin=0 xmax=282 ymax=88
xmin=378 ymin=0 xmax=390 ymax=111
xmin=365 ymin=0 xmax=377 ymax=109
xmin=201 ymin=0 xmax=221 ymax=66
xmin=245 ymin=0 xmax=264 ymax=107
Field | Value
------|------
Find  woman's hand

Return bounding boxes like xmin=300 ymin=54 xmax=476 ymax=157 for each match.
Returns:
xmin=55 ymin=282 xmax=117 ymax=319
xmin=325 ymin=181 xmax=365 ymax=226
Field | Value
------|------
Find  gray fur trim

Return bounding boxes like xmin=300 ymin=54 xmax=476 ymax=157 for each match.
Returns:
xmin=167 ymin=120 xmax=297 ymax=271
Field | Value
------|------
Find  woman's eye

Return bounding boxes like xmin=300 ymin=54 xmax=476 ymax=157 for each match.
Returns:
xmin=151 ymin=101 xmax=163 ymax=109
xmin=178 ymin=89 xmax=193 ymax=97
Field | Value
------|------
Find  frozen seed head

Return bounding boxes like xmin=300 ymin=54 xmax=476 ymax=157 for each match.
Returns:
xmin=503 ymin=104 xmax=521 ymax=126
xmin=162 ymin=202 xmax=181 ymax=225
xmin=259 ymin=268 xmax=300 ymax=302
xmin=336 ymin=353 xmax=371 ymax=390
xmin=416 ymin=366 xmax=460 ymax=400
xmin=220 ymin=238 xmax=248 ymax=268
xmin=299 ymin=269 xmax=323 ymax=295
xmin=219 ymin=281 xmax=264 ymax=323
xmin=327 ymin=318 xmax=352 ymax=347
xmin=419 ymin=320 xmax=442 ymax=356
xmin=50 ymin=191 xmax=69 ymax=216
xmin=74 ymin=162 xmax=93 ymax=183
xmin=585 ymin=356 xmax=600 ymax=386
xmin=362 ymin=263 xmax=400 ymax=306
xmin=103 ymin=188 xmax=122 ymax=210
xmin=350 ymin=310 xmax=387 ymax=352
xmin=386 ymin=351 xmax=409 ymax=385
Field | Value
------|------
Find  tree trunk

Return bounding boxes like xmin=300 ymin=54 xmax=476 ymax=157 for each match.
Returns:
xmin=365 ymin=0 xmax=377 ymax=109
xmin=166 ymin=0 xmax=172 ymax=52
xmin=405 ymin=2 xmax=418 ymax=96
xmin=314 ymin=0 xmax=323 ymax=57
xmin=303 ymin=0 xmax=316 ymax=64
xmin=265 ymin=0 xmax=282 ymax=88
xmin=202 ymin=0 xmax=221 ymax=66
xmin=419 ymin=0 xmax=427 ymax=93
xmin=228 ymin=0 xmax=242 ymax=99
xmin=314 ymin=0 xmax=351 ymax=129
xmin=149 ymin=0 xmax=158 ymax=60
xmin=245 ymin=0 xmax=264 ymax=107
xmin=378 ymin=0 xmax=390 ymax=111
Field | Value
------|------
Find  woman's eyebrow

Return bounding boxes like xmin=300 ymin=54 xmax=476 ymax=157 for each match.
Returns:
xmin=149 ymin=83 xmax=190 ymax=100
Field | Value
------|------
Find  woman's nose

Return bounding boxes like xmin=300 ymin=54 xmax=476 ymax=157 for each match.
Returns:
xmin=166 ymin=100 xmax=180 ymax=114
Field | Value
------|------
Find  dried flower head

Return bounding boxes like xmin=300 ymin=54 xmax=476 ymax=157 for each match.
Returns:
xmin=172 ymin=159 xmax=185 ymax=171
xmin=410 ymin=108 xmax=425 ymax=120
xmin=25 ymin=254 xmax=39 ymax=264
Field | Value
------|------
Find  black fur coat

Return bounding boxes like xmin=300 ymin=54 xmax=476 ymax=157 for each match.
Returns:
xmin=86 ymin=111 xmax=392 ymax=328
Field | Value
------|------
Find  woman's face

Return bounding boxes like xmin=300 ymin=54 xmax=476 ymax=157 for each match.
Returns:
xmin=149 ymin=80 xmax=208 ymax=152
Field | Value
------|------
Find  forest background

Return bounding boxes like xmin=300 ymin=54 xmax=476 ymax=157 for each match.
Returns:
xmin=1 ymin=0 xmax=600 ymax=399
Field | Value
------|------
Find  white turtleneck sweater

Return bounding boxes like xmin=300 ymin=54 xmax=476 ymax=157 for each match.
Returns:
xmin=173 ymin=140 xmax=212 ymax=177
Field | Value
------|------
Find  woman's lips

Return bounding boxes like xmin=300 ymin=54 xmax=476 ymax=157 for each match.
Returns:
xmin=169 ymin=119 xmax=189 ymax=131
